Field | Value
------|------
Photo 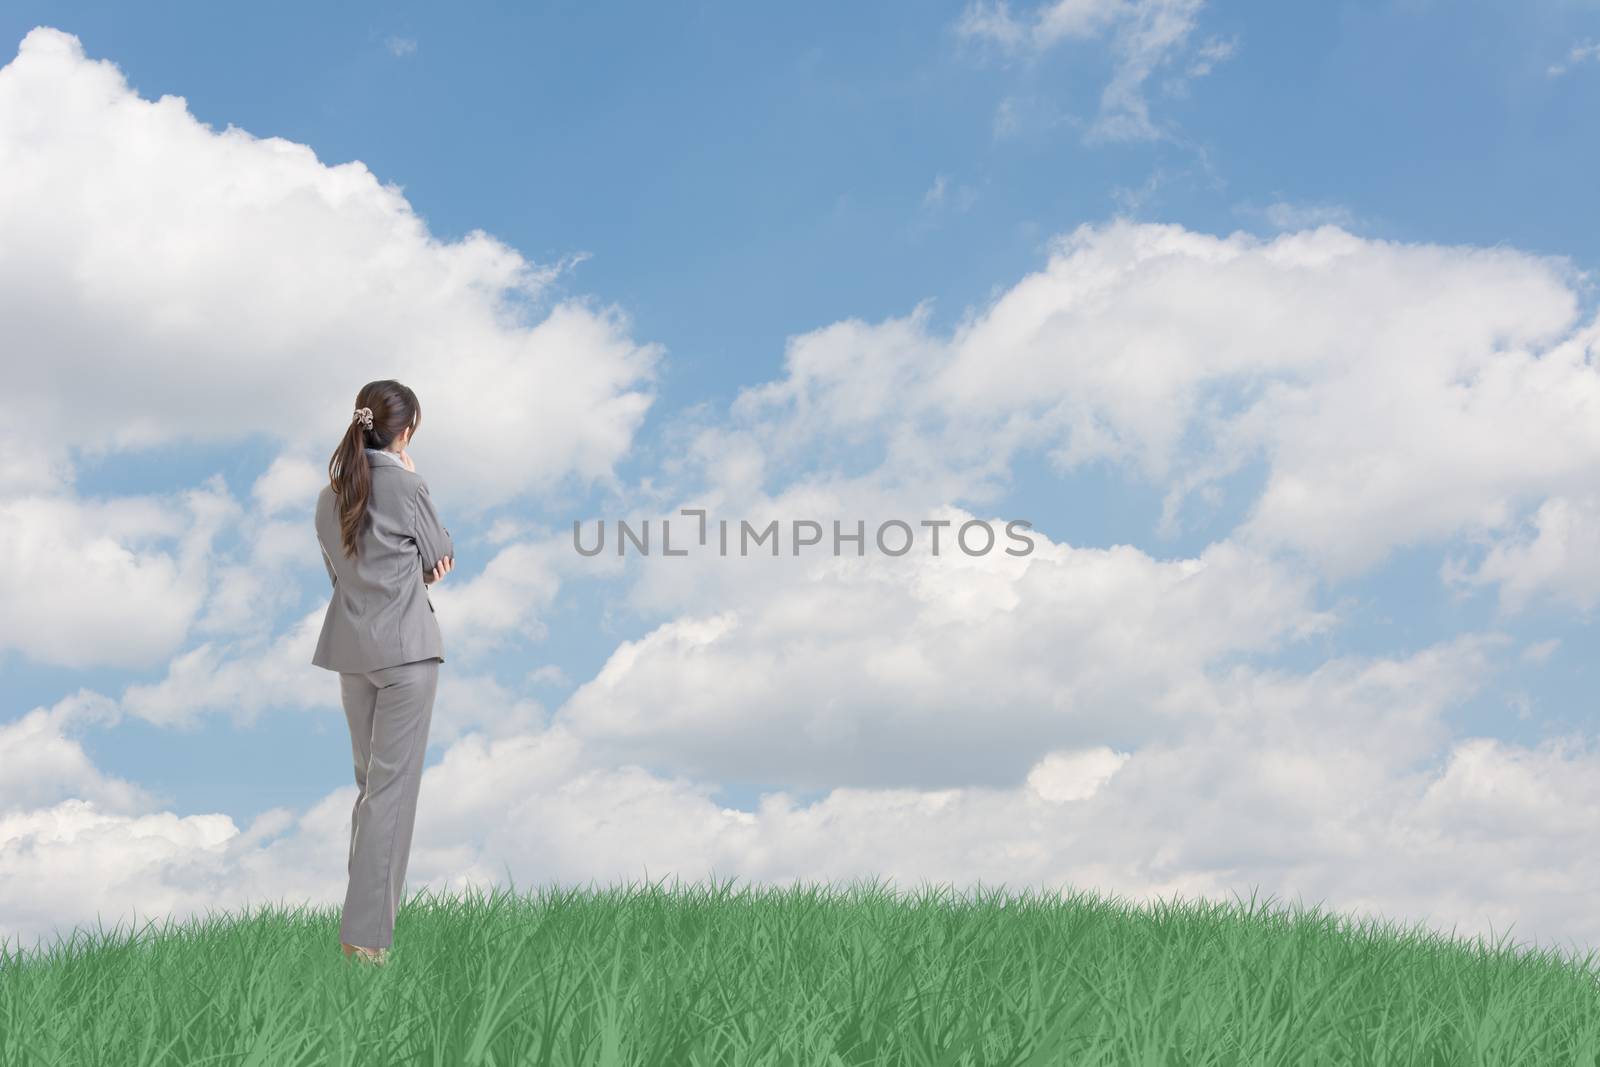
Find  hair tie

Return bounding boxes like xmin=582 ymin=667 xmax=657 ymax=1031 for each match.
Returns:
xmin=352 ymin=407 xmax=373 ymax=430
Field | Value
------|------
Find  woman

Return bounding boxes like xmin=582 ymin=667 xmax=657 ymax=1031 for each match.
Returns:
xmin=312 ymin=379 xmax=455 ymax=966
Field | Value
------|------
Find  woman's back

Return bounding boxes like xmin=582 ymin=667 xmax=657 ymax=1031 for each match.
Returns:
xmin=312 ymin=447 xmax=454 ymax=673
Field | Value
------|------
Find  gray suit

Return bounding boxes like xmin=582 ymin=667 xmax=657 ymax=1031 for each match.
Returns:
xmin=312 ymin=447 xmax=456 ymax=950
xmin=312 ymin=447 xmax=454 ymax=673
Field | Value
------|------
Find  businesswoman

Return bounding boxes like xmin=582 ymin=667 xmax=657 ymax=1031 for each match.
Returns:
xmin=312 ymin=379 xmax=455 ymax=966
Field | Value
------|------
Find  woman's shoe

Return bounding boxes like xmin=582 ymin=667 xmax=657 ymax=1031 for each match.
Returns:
xmin=341 ymin=941 xmax=389 ymax=966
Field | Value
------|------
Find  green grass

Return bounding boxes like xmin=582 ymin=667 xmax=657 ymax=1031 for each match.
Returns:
xmin=3 ymin=874 xmax=1599 ymax=1066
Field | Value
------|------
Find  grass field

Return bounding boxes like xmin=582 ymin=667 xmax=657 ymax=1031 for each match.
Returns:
xmin=3 ymin=874 xmax=1599 ymax=1066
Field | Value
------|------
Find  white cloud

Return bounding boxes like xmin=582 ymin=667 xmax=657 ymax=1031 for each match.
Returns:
xmin=0 ymin=689 xmax=150 ymax=814
xmin=727 ymin=220 xmax=1600 ymax=590
xmin=556 ymin=513 xmax=1333 ymax=791
xmin=117 ymin=607 xmax=337 ymax=728
xmin=1035 ymin=0 xmax=1127 ymax=44
xmin=1092 ymin=0 xmax=1208 ymax=142
xmin=1258 ymin=200 xmax=1357 ymax=231
xmin=8 ymin=22 xmax=1600 ymax=977
xmin=79 ymin=465 xmax=586 ymax=728
xmin=989 ymin=93 xmax=1080 ymax=142
xmin=114 ymin=601 xmax=547 ymax=743
xmin=921 ymin=173 xmax=978 ymax=212
xmin=1184 ymin=32 xmax=1236 ymax=78
xmin=957 ymin=0 xmax=1124 ymax=48
xmin=14 ymin=633 xmax=1600 ymax=963
xmin=0 ymin=25 xmax=670 ymax=672
xmin=430 ymin=529 xmax=594 ymax=664
xmin=0 ymin=450 xmax=343 ymax=665
xmin=1520 ymin=637 xmax=1560 ymax=663
xmin=15 ymin=199 xmax=1600 ymax=961
xmin=1108 ymin=165 xmax=1171 ymax=215
xmin=1027 ymin=745 xmax=1129 ymax=801
xmin=1442 ymin=493 xmax=1600 ymax=617
xmin=250 ymin=454 xmax=324 ymax=516
xmin=0 ymin=476 xmax=236 ymax=668
xmin=0 ymin=799 xmax=249 ymax=957
xmin=1547 ymin=39 xmax=1600 ymax=78
xmin=0 ymin=27 xmax=660 ymax=511
xmin=957 ymin=0 xmax=1223 ymax=142
xmin=0 ymin=435 xmax=72 ymax=496
xmin=955 ymin=0 xmax=1031 ymax=50
xmin=524 ymin=663 xmax=571 ymax=687
xmin=384 ymin=36 xmax=417 ymax=58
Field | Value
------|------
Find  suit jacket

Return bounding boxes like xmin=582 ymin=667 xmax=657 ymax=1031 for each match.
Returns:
xmin=311 ymin=448 xmax=455 ymax=673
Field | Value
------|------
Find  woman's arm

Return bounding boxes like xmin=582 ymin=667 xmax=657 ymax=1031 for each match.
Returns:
xmin=411 ymin=480 xmax=455 ymax=582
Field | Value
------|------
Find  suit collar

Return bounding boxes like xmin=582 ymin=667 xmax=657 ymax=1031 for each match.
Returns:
xmin=364 ymin=448 xmax=406 ymax=470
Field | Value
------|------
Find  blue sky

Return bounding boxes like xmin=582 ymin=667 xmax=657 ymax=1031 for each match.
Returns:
xmin=18 ymin=0 xmax=1597 ymax=411
xmin=3 ymin=0 xmax=1600 ymax=958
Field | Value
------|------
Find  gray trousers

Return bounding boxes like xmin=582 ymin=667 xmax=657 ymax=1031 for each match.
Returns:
xmin=338 ymin=657 xmax=439 ymax=949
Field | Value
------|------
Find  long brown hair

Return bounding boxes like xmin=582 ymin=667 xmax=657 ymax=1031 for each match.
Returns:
xmin=329 ymin=380 xmax=421 ymax=559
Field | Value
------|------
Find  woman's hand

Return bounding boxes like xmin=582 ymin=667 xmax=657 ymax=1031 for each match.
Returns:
xmin=397 ymin=448 xmax=416 ymax=473
xmin=424 ymin=555 xmax=453 ymax=585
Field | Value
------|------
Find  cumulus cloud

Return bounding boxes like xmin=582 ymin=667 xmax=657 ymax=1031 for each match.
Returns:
xmin=250 ymin=454 xmax=325 ymax=517
xmin=0 ymin=27 xmax=660 ymax=511
xmin=9 ymin=22 xmax=1600 ymax=975
xmin=1442 ymin=493 xmax=1600 ymax=617
xmin=0 ymin=689 xmax=150 ymax=814
xmin=118 ymin=607 xmax=340 ymax=729
xmin=75 ymin=459 xmax=586 ymax=728
xmin=0 ymin=25 xmax=668 ymax=670
xmin=14 ymin=632 xmax=1600 ymax=963
xmin=15 ymin=195 xmax=1600 ymax=960
xmin=0 ymin=475 xmax=236 ymax=668
xmin=556 ymin=508 xmax=1333 ymax=791
xmin=430 ymin=528 xmax=609 ymax=664
xmin=726 ymin=220 xmax=1600 ymax=593
xmin=117 ymin=601 xmax=548 ymax=744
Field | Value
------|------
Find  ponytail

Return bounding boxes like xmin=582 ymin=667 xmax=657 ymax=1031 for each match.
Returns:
xmin=328 ymin=380 xmax=421 ymax=559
